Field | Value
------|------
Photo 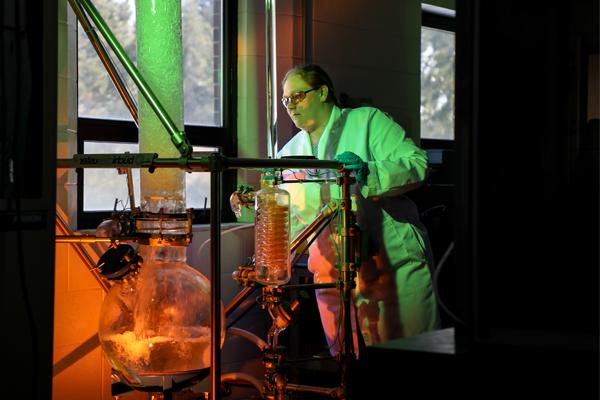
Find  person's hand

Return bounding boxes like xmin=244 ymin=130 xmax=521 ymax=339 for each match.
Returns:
xmin=335 ymin=151 xmax=369 ymax=185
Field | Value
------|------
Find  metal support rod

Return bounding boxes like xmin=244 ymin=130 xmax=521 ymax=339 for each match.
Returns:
xmin=281 ymin=282 xmax=337 ymax=291
xmin=302 ymin=0 xmax=313 ymax=63
xmin=57 ymin=154 xmax=342 ymax=172
xmin=265 ymin=0 xmax=278 ymax=158
xmin=224 ymin=280 xmax=335 ymax=319
xmin=339 ymin=170 xmax=356 ymax=396
xmin=290 ymin=201 xmax=337 ymax=253
xmin=125 ymin=168 xmax=135 ymax=208
xmin=54 ymin=235 xmax=133 ymax=243
xmin=340 ymin=173 xmax=353 ymax=356
xmin=225 ymin=286 xmax=255 ymax=317
xmin=285 ymin=383 xmax=341 ymax=397
xmin=68 ymin=0 xmax=138 ymax=125
xmin=282 ymin=178 xmax=339 ymax=184
xmin=209 ymin=153 xmax=223 ymax=400
xmin=76 ymin=0 xmax=192 ymax=157
xmin=225 ymin=157 xmax=341 ymax=170
xmin=55 ymin=212 xmax=110 ymax=292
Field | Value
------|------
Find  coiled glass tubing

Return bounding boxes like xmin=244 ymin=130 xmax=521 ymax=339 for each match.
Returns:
xmin=254 ymin=184 xmax=291 ymax=286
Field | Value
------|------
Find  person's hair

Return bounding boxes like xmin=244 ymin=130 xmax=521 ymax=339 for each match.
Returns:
xmin=282 ymin=64 xmax=340 ymax=106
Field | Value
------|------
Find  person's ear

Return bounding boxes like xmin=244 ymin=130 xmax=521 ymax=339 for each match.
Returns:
xmin=320 ymin=85 xmax=328 ymax=102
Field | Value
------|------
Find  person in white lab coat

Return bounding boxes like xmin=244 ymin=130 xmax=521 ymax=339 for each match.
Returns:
xmin=277 ymin=64 xmax=440 ymax=356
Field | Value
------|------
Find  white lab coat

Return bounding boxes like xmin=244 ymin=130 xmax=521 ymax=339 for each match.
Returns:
xmin=278 ymin=105 xmax=440 ymax=355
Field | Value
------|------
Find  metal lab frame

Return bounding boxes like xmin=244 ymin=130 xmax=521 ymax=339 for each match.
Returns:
xmin=57 ymin=152 xmax=358 ymax=399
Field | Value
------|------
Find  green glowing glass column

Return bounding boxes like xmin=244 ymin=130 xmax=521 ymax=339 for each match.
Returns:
xmin=137 ymin=0 xmax=185 ymax=213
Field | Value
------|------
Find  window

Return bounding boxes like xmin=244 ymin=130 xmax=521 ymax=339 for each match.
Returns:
xmin=76 ymin=0 xmax=236 ymax=228
xmin=421 ymin=4 xmax=455 ymax=141
xmin=82 ymin=142 xmax=214 ymax=211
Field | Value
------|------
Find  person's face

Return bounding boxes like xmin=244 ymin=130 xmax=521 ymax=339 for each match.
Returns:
xmin=282 ymin=74 xmax=324 ymax=132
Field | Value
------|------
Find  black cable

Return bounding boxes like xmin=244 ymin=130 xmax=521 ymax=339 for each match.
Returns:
xmin=12 ymin=0 xmax=39 ymax=396
xmin=432 ymin=241 xmax=465 ymax=326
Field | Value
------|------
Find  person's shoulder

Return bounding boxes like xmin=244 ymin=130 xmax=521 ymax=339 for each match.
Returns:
xmin=346 ymin=106 xmax=378 ymax=115
xmin=341 ymin=106 xmax=375 ymax=123
xmin=285 ymin=131 xmax=307 ymax=146
xmin=347 ymin=106 xmax=393 ymax=117
xmin=278 ymin=138 xmax=295 ymax=156
xmin=277 ymin=131 xmax=307 ymax=157
xmin=345 ymin=106 xmax=394 ymax=122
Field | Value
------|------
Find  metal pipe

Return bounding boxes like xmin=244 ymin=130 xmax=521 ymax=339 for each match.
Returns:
xmin=281 ymin=282 xmax=337 ymax=291
xmin=55 ymin=212 xmax=110 ymax=292
xmin=68 ymin=0 xmax=138 ymax=125
xmin=302 ymin=0 xmax=313 ymax=62
xmin=226 ymin=157 xmax=340 ymax=170
xmin=76 ymin=0 xmax=192 ymax=157
xmin=290 ymin=202 xmax=337 ymax=253
xmin=125 ymin=168 xmax=135 ymax=208
xmin=209 ymin=153 xmax=222 ymax=400
xmin=57 ymin=154 xmax=342 ymax=171
xmin=286 ymin=383 xmax=342 ymax=397
xmin=265 ymin=0 xmax=278 ymax=158
xmin=339 ymin=170 xmax=355 ymax=396
xmin=282 ymin=178 xmax=338 ymax=184
xmin=54 ymin=235 xmax=132 ymax=243
xmin=225 ymin=286 xmax=255 ymax=317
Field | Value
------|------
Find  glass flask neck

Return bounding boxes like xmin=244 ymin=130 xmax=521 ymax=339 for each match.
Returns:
xmin=260 ymin=169 xmax=280 ymax=189
xmin=139 ymin=244 xmax=187 ymax=263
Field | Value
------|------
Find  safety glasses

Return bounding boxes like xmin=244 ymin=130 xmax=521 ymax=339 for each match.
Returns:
xmin=281 ymin=87 xmax=319 ymax=107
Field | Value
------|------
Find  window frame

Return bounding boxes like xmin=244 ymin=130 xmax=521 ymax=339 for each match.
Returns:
xmin=76 ymin=0 xmax=237 ymax=229
xmin=420 ymin=3 xmax=456 ymax=149
xmin=422 ymin=4 xmax=456 ymax=33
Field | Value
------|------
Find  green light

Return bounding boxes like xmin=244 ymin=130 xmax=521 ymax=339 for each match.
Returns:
xmin=78 ymin=0 xmax=189 ymax=155
xmin=137 ymin=0 xmax=186 ymax=212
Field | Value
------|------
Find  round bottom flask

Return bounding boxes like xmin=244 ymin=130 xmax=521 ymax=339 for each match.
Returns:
xmin=98 ymin=245 xmax=224 ymax=386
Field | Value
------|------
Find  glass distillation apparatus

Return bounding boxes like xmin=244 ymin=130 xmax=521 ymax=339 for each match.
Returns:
xmin=96 ymin=208 xmax=224 ymax=389
xmin=227 ymin=162 xmax=359 ymax=399
xmin=254 ymin=169 xmax=292 ymax=287
xmin=92 ymin=0 xmax=227 ymax=389
xmin=251 ymin=169 xmax=298 ymax=398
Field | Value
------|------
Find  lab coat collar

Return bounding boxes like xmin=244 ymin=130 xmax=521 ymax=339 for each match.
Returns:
xmin=294 ymin=105 xmax=342 ymax=159
xmin=318 ymin=105 xmax=345 ymax=160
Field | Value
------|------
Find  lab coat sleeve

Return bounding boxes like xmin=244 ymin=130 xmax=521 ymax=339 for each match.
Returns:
xmin=361 ymin=109 xmax=428 ymax=198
